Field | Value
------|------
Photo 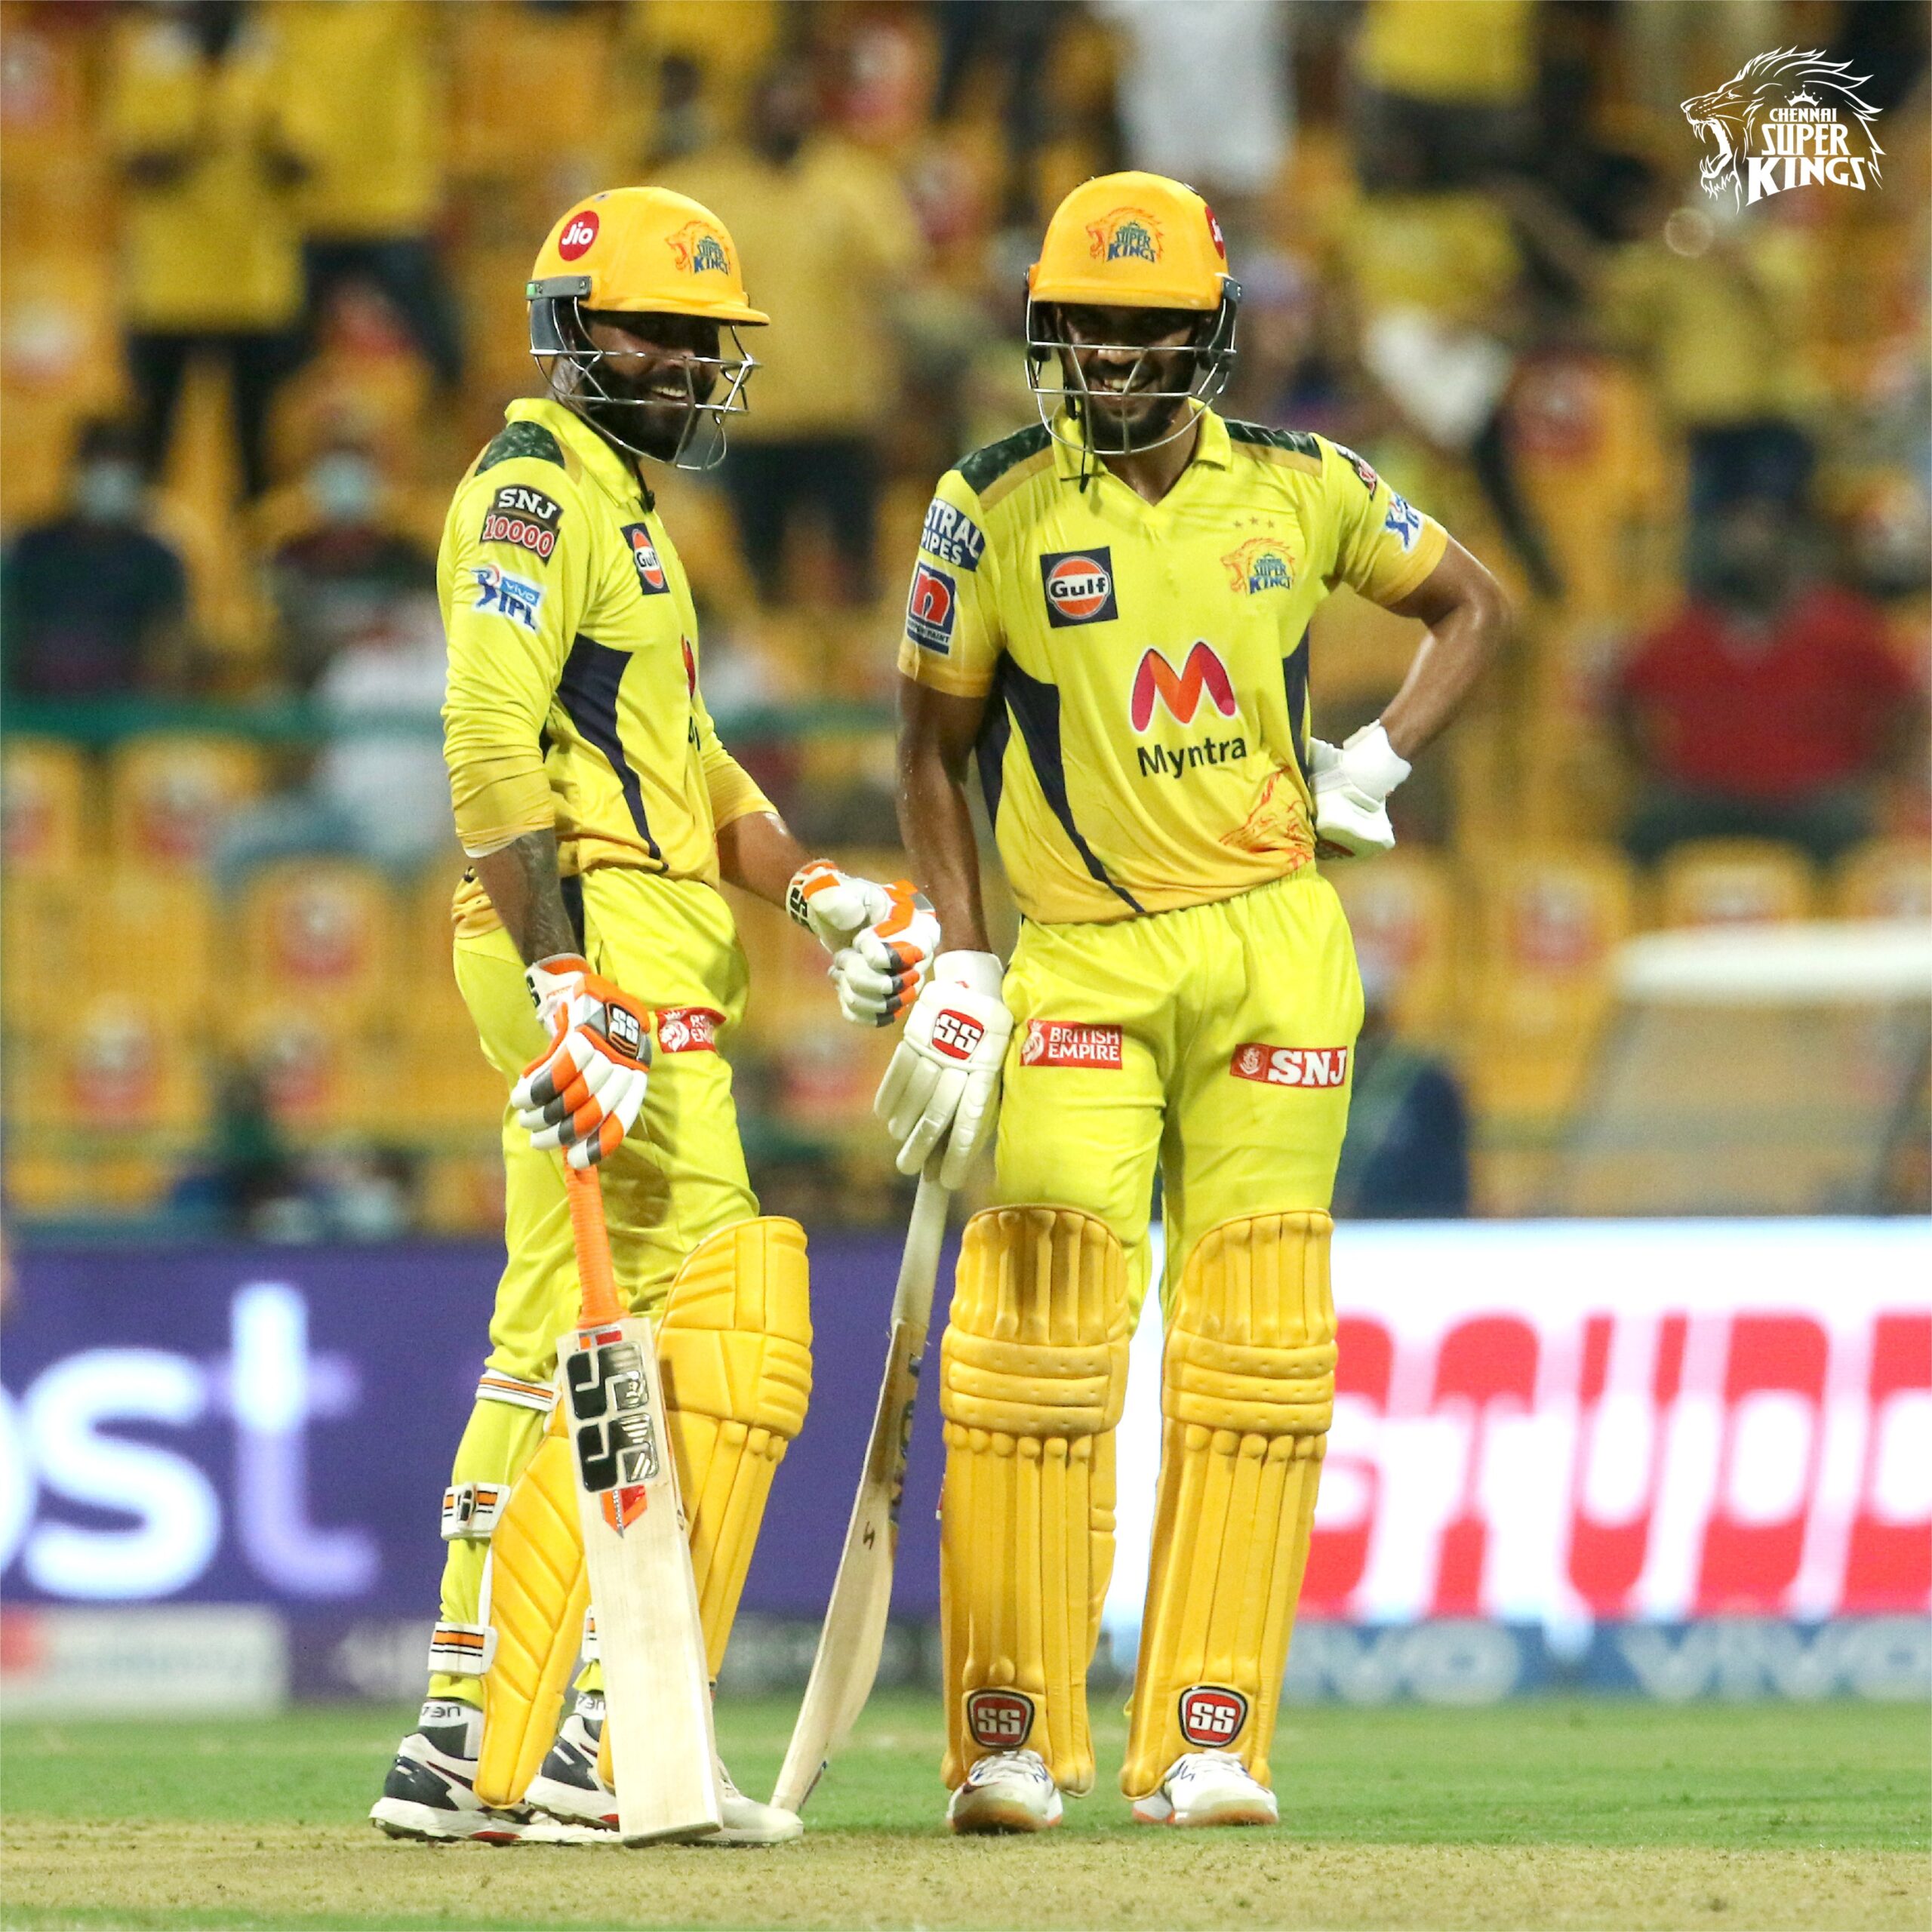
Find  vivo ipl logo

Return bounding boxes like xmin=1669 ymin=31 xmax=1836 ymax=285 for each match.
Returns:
xmin=1684 ymin=49 xmax=1884 ymax=205
xmin=1131 ymin=641 xmax=1238 ymax=732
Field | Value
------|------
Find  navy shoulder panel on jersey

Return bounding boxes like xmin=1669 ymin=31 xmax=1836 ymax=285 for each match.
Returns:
xmin=1223 ymin=420 xmax=1324 ymax=462
xmin=955 ymin=422 xmax=1053 ymax=497
xmin=478 ymin=420 xmax=568 ymax=474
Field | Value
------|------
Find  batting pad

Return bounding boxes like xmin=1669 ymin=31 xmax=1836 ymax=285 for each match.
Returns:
xmin=1121 ymin=1210 xmax=1336 ymax=1798
xmin=940 ymin=1205 xmax=1130 ymax=1795
xmin=471 ymin=1414 xmax=592 ymax=1809
xmin=657 ymin=1216 xmax=813 ymax=1678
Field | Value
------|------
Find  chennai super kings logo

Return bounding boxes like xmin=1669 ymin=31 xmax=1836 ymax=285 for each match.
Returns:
xmin=1683 ymin=48 xmax=1883 ymax=206
xmin=1086 ymin=208 xmax=1162 ymax=265
xmin=1221 ymin=539 xmax=1294 ymax=596
xmin=666 ymin=220 xmax=731 ymax=275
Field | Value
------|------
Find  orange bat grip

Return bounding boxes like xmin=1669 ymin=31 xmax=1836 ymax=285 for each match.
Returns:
xmin=565 ymin=1164 xmax=624 ymax=1327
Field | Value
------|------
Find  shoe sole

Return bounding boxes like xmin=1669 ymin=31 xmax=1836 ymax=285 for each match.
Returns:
xmin=524 ymin=1777 xmax=619 ymax=1832
xmin=1132 ymin=1801 xmax=1278 ymax=1827
xmin=948 ymin=1798 xmax=1062 ymax=1835
xmin=368 ymin=1797 xmax=523 ymax=1844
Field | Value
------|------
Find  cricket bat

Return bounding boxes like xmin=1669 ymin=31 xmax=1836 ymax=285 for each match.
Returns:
xmin=772 ymin=1174 xmax=950 ymax=1814
xmin=560 ymin=1161 xmax=723 ymax=1843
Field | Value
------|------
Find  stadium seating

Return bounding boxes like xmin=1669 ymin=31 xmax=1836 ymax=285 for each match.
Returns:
xmin=1326 ymin=848 xmax=1460 ymax=1042
xmin=1656 ymin=839 xmax=1818 ymax=928
xmin=235 ymin=859 xmax=395 ymax=1035
xmin=108 ymin=735 xmax=267 ymax=870
xmin=2 ymin=738 xmax=90 ymax=876
xmin=1833 ymin=838 xmax=1932 ymax=921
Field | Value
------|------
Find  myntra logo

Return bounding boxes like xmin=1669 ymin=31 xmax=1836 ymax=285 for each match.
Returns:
xmin=1130 ymin=641 xmax=1238 ymax=732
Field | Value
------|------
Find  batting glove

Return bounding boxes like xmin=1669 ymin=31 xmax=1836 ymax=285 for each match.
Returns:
xmin=512 ymin=955 xmax=651 ymax=1168
xmin=875 ymin=952 xmax=1011 ymax=1188
xmin=788 ymin=858 xmax=942 ymax=1026
xmin=1309 ymin=721 xmax=1411 ymax=859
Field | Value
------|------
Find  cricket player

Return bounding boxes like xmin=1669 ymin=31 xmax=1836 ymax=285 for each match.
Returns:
xmin=880 ymin=172 xmax=1507 ymax=1830
xmin=371 ymin=187 xmax=936 ymax=1846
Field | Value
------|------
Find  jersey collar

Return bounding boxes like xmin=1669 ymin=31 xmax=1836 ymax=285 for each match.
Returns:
xmin=1048 ymin=402 xmax=1231 ymax=484
xmin=503 ymin=396 xmax=652 ymax=512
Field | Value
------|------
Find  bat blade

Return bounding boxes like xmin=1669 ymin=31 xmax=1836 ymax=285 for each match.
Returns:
xmin=563 ymin=1312 xmax=722 ymax=1844
xmin=774 ymin=1176 xmax=949 ymax=1814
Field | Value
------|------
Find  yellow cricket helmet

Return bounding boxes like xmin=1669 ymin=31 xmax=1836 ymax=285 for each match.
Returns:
xmin=526 ymin=186 xmax=767 ymax=472
xmin=527 ymin=186 xmax=768 ymax=325
xmin=1027 ymin=171 xmax=1231 ymax=311
xmin=1024 ymin=172 xmax=1241 ymax=457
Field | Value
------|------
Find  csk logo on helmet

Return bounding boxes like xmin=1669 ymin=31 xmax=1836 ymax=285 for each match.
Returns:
xmin=1085 ymin=208 xmax=1163 ymax=265
xmin=666 ymin=221 xmax=731 ymax=275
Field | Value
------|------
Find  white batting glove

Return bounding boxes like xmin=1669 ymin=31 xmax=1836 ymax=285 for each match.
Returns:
xmin=1309 ymin=721 xmax=1411 ymax=859
xmin=874 ymin=952 xmax=1011 ymax=1188
xmin=788 ymin=859 xmax=941 ymax=1026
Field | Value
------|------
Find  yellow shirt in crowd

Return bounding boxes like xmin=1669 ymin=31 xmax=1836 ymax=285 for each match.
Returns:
xmin=897 ymin=410 xmax=1447 ymax=926
xmin=1355 ymin=0 xmax=1537 ymax=106
xmin=440 ymin=399 xmax=773 ymax=925
xmin=106 ymin=13 xmax=303 ymax=332
xmin=664 ymin=137 xmax=922 ymax=439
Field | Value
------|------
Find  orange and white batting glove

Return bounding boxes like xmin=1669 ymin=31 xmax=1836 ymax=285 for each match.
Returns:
xmin=511 ymin=955 xmax=651 ymax=1169
xmin=787 ymin=859 xmax=941 ymax=1027
xmin=875 ymin=952 xmax=1011 ymax=1188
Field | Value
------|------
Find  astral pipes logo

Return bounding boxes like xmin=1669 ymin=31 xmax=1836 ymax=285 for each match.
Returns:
xmin=1683 ymin=49 xmax=1884 ymax=206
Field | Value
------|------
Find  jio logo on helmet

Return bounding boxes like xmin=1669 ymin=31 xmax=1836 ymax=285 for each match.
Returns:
xmin=1040 ymin=546 xmax=1119 ymax=627
xmin=558 ymin=211 xmax=600 ymax=261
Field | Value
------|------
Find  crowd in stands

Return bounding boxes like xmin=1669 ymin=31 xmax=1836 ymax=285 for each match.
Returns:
xmin=2 ymin=0 xmax=1926 ymax=1233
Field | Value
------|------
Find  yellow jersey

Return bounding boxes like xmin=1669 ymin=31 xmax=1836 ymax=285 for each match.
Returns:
xmin=440 ymin=398 xmax=772 ymax=931
xmin=897 ymin=409 xmax=1447 ymax=926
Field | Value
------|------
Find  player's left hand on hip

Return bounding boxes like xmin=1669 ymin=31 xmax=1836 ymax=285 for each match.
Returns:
xmin=875 ymin=952 xmax=1011 ymax=1189
xmin=1310 ymin=720 xmax=1411 ymax=860
xmin=788 ymin=859 xmax=941 ymax=1026
xmin=511 ymin=954 xmax=653 ymax=1169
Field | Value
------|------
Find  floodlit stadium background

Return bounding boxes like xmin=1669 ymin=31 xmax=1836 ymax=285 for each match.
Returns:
xmin=2 ymin=0 xmax=1927 ymax=1713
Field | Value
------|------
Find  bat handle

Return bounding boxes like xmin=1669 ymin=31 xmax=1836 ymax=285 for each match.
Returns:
xmin=565 ymin=1163 xmax=624 ymax=1327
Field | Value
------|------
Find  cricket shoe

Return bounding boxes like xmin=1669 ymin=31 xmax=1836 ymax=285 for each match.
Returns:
xmin=369 ymin=1700 xmax=528 ymax=1843
xmin=1131 ymin=1749 xmax=1278 ymax=1827
xmin=526 ymin=1694 xmax=801 ymax=1847
xmin=946 ymin=1749 xmax=1063 ymax=1834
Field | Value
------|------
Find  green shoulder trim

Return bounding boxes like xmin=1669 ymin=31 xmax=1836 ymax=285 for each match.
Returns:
xmin=955 ymin=422 xmax=1052 ymax=497
xmin=477 ymin=420 xmax=568 ymax=474
xmin=1224 ymin=420 xmax=1324 ymax=462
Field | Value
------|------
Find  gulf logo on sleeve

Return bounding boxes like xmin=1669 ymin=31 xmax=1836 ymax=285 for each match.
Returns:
xmin=1040 ymin=547 xmax=1118 ymax=626
xmin=622 ymin=524 xmax=669 ymax=595
xmin=906 ymin=561 xmax=956 ymax=654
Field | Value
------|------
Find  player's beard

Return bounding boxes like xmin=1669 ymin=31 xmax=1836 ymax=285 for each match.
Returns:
xmin=1063 ymin=350 xmax=1194 ymax=453
xmin=580 ymin=361 xmax=718 ymax=464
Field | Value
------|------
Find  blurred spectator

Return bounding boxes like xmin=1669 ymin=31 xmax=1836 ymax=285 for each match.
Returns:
xmin=276 ymin=2 xmax=464 ymax=391
xmin=2 ymin=420 xmax=189 ymax=698
xmin=1350 ymin=0 xmax=1535 ymax=189
xmin=1614 ymin=500 xmax=1924 ymax=867
xmin=667 ymin=58 xmax=923 ymax=608
xmin=262 ymin=440 xmax=436 ymax=688
xmin=106 ymin=2 xmax=306 ymax=499
xmin=932 ymin=1 xmax=1069 ymax=224
xmin=1094 ymin=0 xmax=1289 ymax=232
xmin=212 ymin=591 xmax=450 ymax=890
xmin=1331 ymin=967 xmax=1471 ymax=1220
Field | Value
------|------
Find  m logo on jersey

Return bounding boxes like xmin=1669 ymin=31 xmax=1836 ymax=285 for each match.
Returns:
xmin=1383 ymin=494 xmax=1423 ymax=552
xmin=906 ymin=561 xmax=956 ymax=654
xmin=1221 ymin=539 xmax=1294 ymax=595
xmin=622 ymin=523 xmax=669 ymax=595
xmin=1131 ymin=641 xmax=1238 ymax=732
xmin=470 ymin=564 xmax=543 ymax=630
xmin=1084 ymin=207 xmax=1163 ymax=263
xmin=1041 ymin=548 xmax=1118 ymax=626
xmin=666 ymin=221 xmax=730 ymax=275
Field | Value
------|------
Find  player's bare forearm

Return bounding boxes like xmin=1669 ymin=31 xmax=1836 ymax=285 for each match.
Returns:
xmin=895 ymin=675 xmax=992 ymax=955
xmin=473 ymin=827 xmax=578 ymax=966
xmin=716 ymin=809 xmax=814 ymax=909
xmin=1378 ymin=537 xmax=1510 ymax=761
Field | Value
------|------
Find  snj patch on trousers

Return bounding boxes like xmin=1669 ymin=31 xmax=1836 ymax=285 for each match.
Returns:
xmin=1229 ymin=1043 xmax=1349 ymax=1088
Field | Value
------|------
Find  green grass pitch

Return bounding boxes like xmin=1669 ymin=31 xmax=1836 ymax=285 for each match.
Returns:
xmin=2 ymin=1694 xmax=1926 ymax=1930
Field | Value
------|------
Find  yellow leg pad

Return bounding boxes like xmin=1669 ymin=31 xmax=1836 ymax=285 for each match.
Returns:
xmin=940 ymin=1205 xmax=1129 ymax=1797
xmin=1121 ymin=1211 xmax=1337 ymax=1799
xmin=472 ymin=1412 xmax=592 ymax=1809
xmin=657 ymin=1216 xmax=813 ymax=1679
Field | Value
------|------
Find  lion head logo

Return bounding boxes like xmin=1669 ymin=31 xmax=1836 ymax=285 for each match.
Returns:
xmin=1682 ymin=48 xmax=1883 ymax=207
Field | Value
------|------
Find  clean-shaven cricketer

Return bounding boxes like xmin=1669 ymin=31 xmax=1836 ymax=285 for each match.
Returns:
xmin=370 ymin=186 xmax=937 ymax=1845
xmin=878 ymin=172 xmax=1508 ymax=1831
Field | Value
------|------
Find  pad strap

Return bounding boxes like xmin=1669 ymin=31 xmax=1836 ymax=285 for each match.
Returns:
xmin=428 ymin=1620 xmax=497 ymax=1676
xmin=475 ymin=1369 xmax=556 ymax=1414
xmin=440 ymin=1481 xmax=509 ymax=1541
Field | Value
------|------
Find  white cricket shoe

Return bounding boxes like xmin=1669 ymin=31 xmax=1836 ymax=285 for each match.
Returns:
xmin=1131 ymin=1749 xmax=1278 ymax=1827
xmin=369 ymin=1700 xmax=528 ymax=1843
xmin=946 ymin=1749 xmax=1063 ymax=1835
xmin=525 ymin=1693 xmax=801 ymax=1847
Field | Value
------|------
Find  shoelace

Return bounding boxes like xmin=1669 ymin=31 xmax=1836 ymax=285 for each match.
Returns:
xmin=1172 ymin=1749 xmax=1248 ymax=1787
